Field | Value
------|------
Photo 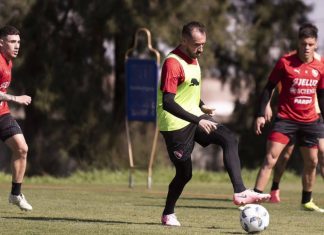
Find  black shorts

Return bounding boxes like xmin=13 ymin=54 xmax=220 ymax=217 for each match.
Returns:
xmin=318 ymin=114 xmax=324 ymax=138
xmin=161 ymin=115 xmax=232 ymax=162
xmin=0 ymin=113 xmax=23 ymax=141
xmin=161 ymin=123 xmax=196 ymax=163
xmin=268 ymin=117 xmax=320 ymax=147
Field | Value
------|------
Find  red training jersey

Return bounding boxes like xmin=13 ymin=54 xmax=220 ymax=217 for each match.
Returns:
xmin=268 ymin=52 xmax=324 ymax=122
xmin=160 ymin=46 xmax=198 ymax=94
xmin=0 ymin=53 xmax=12 ymax=116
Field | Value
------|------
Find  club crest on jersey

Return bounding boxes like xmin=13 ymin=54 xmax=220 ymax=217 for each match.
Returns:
xmin=312 ymin=69 xmax=319 ymax=78
xmin=173 ymin=150 xmax=184 ymax=159
xmin=0 ymin=82 xmax=10 ymax=89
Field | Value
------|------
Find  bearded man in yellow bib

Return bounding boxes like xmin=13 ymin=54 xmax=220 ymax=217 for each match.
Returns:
xmin=157 ymin=21 xmax=270 ymax=226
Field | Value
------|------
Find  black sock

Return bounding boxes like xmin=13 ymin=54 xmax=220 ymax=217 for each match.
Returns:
xmin=253 ymin=188 xmax=263 ymax=193
xmin=271 ymin=181 xmax=279 ymax=191
xmin=301 ymin=191 xmax=312 ymax=204
xmin=11 ymin=182 xmax=22 ymax=196
xmin=163 ymin=158 xmax=192 ymax=215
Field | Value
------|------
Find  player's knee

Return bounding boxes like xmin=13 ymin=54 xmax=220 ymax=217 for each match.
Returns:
xmin=318 ymin=150 xmax=324 ymax=162
xmin=305 ymin=158 xmax=318 ymax=169
xmin=182 ymin=172 xmax=192 ymax=183
xmin=223 ymin=132 xmax=238 ymax=148
xmin=281 ymin=152 xmax=291 ymax=161
xmin=15 ymin=143 xmax=28 ymax=159
xmin=264 ymin=153 xmax=278 ymax=168
xmin=302 ymin=153 xmax=318 ymax=169
xmin=178 ymin=171 xmax=192 ymax=184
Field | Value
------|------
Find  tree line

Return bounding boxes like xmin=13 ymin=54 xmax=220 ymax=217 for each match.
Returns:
xmin=0 ymin=0 xmax=311 ymax=175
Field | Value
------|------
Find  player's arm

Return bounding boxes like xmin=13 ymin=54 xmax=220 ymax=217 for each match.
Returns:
xmin=163 ymin=93 xmax=217 ymax=134
xmin=199 ymin=99 xmax=216 ymax=115
xmin=256 ymin=81 xmax=277 ymax=118
xmin=317 ymin=89 xmax=324 ymax=118
xmin=0 ymin=92 xmax=16 ymax=102
xmin=264 ymin=87 xmax=280 ymax=122
xmin=255 ymin=58 xmax=283 ymax=135
xmin=163 ymin=92 xmax=201 ymax=123
xmin=0 ymin=92 xmax=31 ymax=105
xmin=255 ymin=81 xmax=276 ymax=135
xmin=317 ymin=64 xmax=324 ymax=117
xmin=199 ymin=100 xmax=204 ymax=109
xmin=264 ymin=101 xmax=272 ymax=122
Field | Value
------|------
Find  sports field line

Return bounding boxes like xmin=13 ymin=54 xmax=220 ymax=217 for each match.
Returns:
xmin=4 ymin=183 xmax=234 ymax=199
xmin=0 ymin=183 xmax=293 ymax=203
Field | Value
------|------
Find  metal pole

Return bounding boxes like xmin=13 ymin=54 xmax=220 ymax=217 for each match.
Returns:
xmin=147 ymin=125 xmax=159 ymax=189
xmin=125 ymin=119 xmax=134 ymax=188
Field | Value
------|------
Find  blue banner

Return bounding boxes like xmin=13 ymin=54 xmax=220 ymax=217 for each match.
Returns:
xmin=125 ymin=58 xmax=158 ymax=122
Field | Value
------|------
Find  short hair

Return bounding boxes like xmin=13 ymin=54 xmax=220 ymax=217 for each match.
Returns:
xmin=298 ymin=23 xmax=318 ymax=39
xmin=182 ymin=21 xmax=206 ymax=38
xmin=0 ymin=25 xmax=20 ymax=39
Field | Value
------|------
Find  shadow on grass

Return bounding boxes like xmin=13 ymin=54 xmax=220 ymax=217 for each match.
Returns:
xmin=136 ymin=196 xmax=237 ymax=210
xmin=142 ymin=196 xmax=232 ymax=203
xmin=206 ymin=226 xmax=246 ymax=234
xmin=136 ymin=204 xmax=236 ymax=211
xmin=181 ymin=197 xmax=231 ymax=202
xmin=2 ymin=216 xmax=159 ymax=226
xmin=177 ymin=205 xmax=237 ymax=210
xmin=3 ymin=216 xmax=245 ymax=234
xmin=140 ymin=196 xmax=235 ymax=210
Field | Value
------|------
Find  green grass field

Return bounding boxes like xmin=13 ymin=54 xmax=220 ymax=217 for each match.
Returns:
xmin=0 ymin=169 xmax=323 ymax=234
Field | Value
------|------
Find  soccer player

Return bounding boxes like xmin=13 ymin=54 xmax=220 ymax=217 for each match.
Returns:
xmin=254 ymin=23 xmax=324 ymax=212
xmin=0 ymin=25 xmax=32 ymax=211
xmin=264 ymin=81 xmax=324 ymax=203
xmin=157 ymin=21 xmax=270 ymax=226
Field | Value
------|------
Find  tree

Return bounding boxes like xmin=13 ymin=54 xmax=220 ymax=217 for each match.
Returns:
xmin=220 ymin=0 xmax=311 ymax=168
xmin=0 ymin=0 xmax=313 ymax=175
xmin=16 ymin=0 xmax=116 ymax=175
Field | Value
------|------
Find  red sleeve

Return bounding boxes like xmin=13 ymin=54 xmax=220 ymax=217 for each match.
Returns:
xmin=0 ymin=68 xmax=3 ymax=81
xmin=317 ymin=58 xmax=324 ymax=89
xmin=268 ymin=58 xmax=285 ymax=85
xmin=160 ymin=57 xmax=185 ymax=94
xmin=318 ymin=70 xmax=324 ymax=89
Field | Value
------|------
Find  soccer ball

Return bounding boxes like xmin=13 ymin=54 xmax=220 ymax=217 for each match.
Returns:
xmin=239 ymin=204 xmax=269 ymax=233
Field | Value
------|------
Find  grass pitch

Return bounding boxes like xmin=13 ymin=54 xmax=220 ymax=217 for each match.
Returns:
xmin=0 ymin=169 xmax=323 ymax=234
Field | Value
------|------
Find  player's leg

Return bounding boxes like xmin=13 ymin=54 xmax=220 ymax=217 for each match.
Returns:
xmin=316 ymin=114 xmax=324 ymax=179
xmin=256 ymin=118 xmax=296 ymax=195
xmin=299 ymin=121 xmax=324 ymax=212
xmin=317 ymin=138 xmax=324 ymax=178
xmin=254 ymin=139 xmax=286 ymax=193
xmin=6 ymin=134 xmax=28 ymax=184
xmin=195 ymin=120 xmax=270 ymax=205
xmin=270 ymin=142 xmax=295 ymax=203
xmin=300 ymin=146 xmax=324 ymax=212
xmin=300 ymin=146 xmax=317 ymax=193
xmin=160 ymin=124 xmax=196 ymax=226
xmin=5 ymin=134 xmax=32 ymax=211
xmin=272 ymin=143 xmax=294 ymax=184
xmin=0 ymin=114 xmax=32 ymax=211
xmin=161 ymin=157 xmax=192 ymax=226
xmin=196 ymin=124 xmax=245 ymax=192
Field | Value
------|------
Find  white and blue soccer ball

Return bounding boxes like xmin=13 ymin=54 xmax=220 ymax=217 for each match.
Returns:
xmin=239 ymin=204 xmax=269 ymax=233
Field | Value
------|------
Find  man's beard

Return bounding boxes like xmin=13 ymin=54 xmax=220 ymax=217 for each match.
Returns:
xmin=187 ymin=49 xmax=200 ymax=59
